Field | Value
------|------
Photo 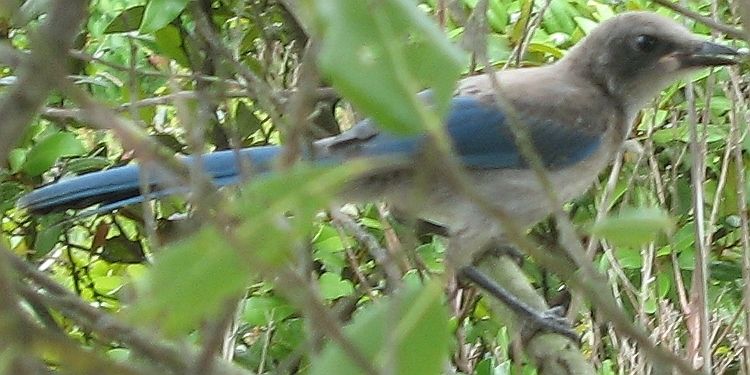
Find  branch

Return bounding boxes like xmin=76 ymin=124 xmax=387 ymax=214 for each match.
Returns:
xmin=651 ymin=0 xmax=749 ymax=40
xmin=0 ymin=0 xmax=87 ymax=159
xmin=6 ymin=251 xmax=254 ymax=375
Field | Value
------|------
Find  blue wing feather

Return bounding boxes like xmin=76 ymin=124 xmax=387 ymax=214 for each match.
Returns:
xmin=343 ymin=96 xmax=602 ymax=169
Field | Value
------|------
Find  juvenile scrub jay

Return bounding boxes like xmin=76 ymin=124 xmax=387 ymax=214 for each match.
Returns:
xmin=18 ymin=12 xmax=738 ymax=336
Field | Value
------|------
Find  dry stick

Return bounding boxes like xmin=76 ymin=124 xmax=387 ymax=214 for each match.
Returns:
xmin=221 ymin=297 xmax=246 ymax=362
xmin=0 ymin=0 xmax=83 ymax=370
xmin=651 ymin=0 xmax=748 ymax=41
xmin=726 ymin=67 xmax=750 ymax=374
xmin=16 ymin=290 xmax=167 ymax=375
xmin=331 ymin=210 xmax=403 ymax=295
xmin=334 ymin=219 xmax=379 ymax=298
xmin=0 ymin=243 xmax=47 ymax=371
xmin=190 ymin=1 xmax=285 ymax=139
xmin=41 ymin=87 xmax=339 ymax=121
xmin=272 ymin=266 xmax=379 ymax=375
xmin=191 ymin=297 xmax=245 ymax=375
xmin=684 ymin=58 xmax=713 ymax=375
xmin=667 ymin=139 xmax=692 ymax=320
xmin=675 ymin=4 xmax=714 ymax=372
xmin=514 ymin=0 xmax=553 ymax=65
xmin=68 ymin=49 xmax=234 ymax=82
xmin=12 ymin=298 xmax=149 ymax=375
xmin=566 ymin=151 xmax=624 ymax=327
xmin=738 ymin=0 xmax=750 ymax=44
xmin=601 ymin=141 xmax=657 ymax=322
xmin=711 ymin=307 xmax=743 ymax=361
xmin=6 ymin=251 xmax=253 ymax=375
xmin=126 ymin=38 xmax=160 ymax=266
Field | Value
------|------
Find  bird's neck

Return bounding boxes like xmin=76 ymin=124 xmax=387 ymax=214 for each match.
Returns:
xmin=555 ymin=57 xmax=648 ymax=127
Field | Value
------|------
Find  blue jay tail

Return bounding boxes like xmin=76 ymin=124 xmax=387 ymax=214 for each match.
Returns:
xmin=17 ymin=146 xmax=281 ymax=214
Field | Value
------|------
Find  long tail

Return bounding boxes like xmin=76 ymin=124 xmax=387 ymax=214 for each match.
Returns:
xmin=17 ymin=146 xmax=281 ymax=214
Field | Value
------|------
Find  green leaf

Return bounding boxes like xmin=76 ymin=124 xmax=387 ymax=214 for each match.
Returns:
xmin=656 ymin=272 xmax=671 ymax=298
xmin=487 ymin=34 xmax=511 ymax=62
xmin=643 ymin=293 xmax=657 ymax=314
xmin=139 ymin=0 xmax=190 ymax=34
xmin=313 ymin=225 xmax=347 ymax=271
xmin=308 ymin=0 xmax=463 ymax=135
xmin=23 ymin=133 xmax=86 ymax=176
xmin=231 ymin=161 xmax=371 ymax=268
xmin=0 ymin=182 xmax=24 ymax=212
xmin=129 ymin=227 xmax=248 ymax=336
xmin=526 ymin=42 xmax=564 ymax=58
xmin=543 ymin=0 xmax=578 ymax=34
xmin=104 ymin=5 xmax=145 ymax=34
xmin=614 ymin=247 xmax=641 ymax=269
xmin=92 ymin=275 xmax=125 ymax=295
xmin=235 ymin=101 xmax=262 ymax=139
xmin=511 ymin=0 xmax=533 ymax=43
xmin=243 ymin=295 xmax=296 ymax=325
xmin=99 ymin=236 xmax=146 ymax=264
xmin=64 ymin=157 xmax=112 ymax=174
xmin=487 ymin=0 xmax=509 ymax=32
xmin=574 ymin=17 xmax=599 ymax=34
xmin=153 ymin=25 xmax=189 ymax=67
xmin=8 ymin=148 xmax=26 ymax=173
xmin=591 ymin=3 xmax=615 ymax=20
xmin=318 ymin=272 xmax=354 ymax=300
xmin=106 ymin=348 xmax=131 ymax=362
xmin=33 ymin=223 xmax=63 ymax=258
xmin=590 ymin=207 xmax=674 ymax=248
xmin=711 ymin=260 xmax=742 ymax=282
xmin=311 ymin=280 xmax=451 ymax=375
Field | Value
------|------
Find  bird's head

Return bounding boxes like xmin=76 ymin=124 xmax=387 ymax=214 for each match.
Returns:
xmin=563 ymin=12 xmax=739 ymax=114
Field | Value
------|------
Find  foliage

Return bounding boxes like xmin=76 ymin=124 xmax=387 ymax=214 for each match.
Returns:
xmin=0 ymin=0 xmax=747 ymax=374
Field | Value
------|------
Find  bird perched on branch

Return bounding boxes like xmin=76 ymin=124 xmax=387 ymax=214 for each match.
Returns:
xmin=18 ymin=11 xmax=738 ymax=338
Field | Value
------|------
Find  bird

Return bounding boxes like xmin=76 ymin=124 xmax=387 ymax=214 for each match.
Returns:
xmin=17 ymin=11 xmax=738 ymax=338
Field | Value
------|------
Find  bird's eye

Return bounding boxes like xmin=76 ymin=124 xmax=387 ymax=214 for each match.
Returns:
xmin=634 ymin=34 xmax=658 ymax=52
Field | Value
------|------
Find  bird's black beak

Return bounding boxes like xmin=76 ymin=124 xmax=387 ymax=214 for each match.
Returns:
xmin=679 ymin=41 xmax=739 ymax=67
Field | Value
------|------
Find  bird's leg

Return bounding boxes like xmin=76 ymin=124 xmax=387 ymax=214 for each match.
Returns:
xmin=430 ymin=222 xmax=580 ymax=344
xmin=459 ymin=265 xmax=579 ymax=344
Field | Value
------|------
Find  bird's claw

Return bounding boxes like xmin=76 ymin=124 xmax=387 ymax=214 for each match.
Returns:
xmin=519 ymin=305 xmax=581 ymax=346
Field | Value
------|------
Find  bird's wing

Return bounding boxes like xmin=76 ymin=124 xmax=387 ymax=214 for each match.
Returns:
xmin=322 ymin=95 xmax=604 ymax=170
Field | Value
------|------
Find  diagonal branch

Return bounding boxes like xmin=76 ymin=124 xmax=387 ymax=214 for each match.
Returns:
xmin=0 ymin=0 xmax=87 ymax=157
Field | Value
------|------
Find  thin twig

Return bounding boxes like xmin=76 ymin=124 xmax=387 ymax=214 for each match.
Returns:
xmin=651 ymin=0 xmax=748 ymax=40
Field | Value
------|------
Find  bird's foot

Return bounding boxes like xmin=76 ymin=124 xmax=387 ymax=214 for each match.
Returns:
xmin=460 ymin=266 xmax=580 ymax=346
xmin=519 ymin=305 xmax=580 ymax=346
